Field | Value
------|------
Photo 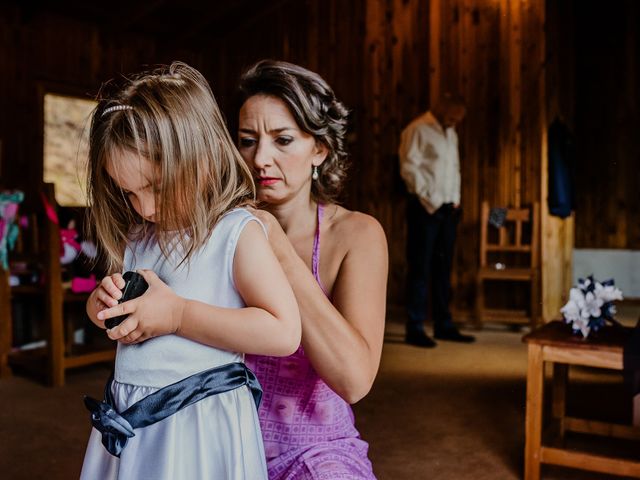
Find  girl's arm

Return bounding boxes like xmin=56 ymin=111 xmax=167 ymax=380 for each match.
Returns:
xmin=259 ymin=210 xmax=388 ymax=404
xmin=99 ymin=221 xmax=301 ymax=356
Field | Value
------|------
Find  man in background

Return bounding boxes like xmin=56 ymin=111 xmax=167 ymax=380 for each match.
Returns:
xmin=399 ymin=93 xmax=475 ymax=348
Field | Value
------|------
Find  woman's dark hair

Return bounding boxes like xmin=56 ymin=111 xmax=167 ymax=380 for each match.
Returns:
xmin=237 ymin=60 xmax=350 ymax=203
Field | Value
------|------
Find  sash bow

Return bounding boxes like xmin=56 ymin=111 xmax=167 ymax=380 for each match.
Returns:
xmin=84 ymin=396 xmax=135 ymax=457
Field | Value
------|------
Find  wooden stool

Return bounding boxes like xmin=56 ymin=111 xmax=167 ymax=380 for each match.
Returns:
xmin=523 ymin=321 xmax=640 ymax=479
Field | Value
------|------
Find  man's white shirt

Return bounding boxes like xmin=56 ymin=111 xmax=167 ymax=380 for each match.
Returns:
xmin=398 ymin=111 xmax=461 ymax=214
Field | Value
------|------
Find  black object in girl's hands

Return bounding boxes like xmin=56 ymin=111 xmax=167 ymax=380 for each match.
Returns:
xmin=105 ymin=271 xmax=149 ymax=329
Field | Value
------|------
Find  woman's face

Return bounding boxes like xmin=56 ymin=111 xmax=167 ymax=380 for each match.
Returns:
xmin=237 ymin=95 xmax=327 ymax=205
xmin=106 ymin=149 xmax=158 ymax=222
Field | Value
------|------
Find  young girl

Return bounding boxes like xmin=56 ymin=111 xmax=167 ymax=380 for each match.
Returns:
xmin=80 ymin=62 xmax=301 ymax=480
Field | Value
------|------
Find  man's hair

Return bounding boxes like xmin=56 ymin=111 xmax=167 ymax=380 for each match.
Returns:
xmin=438 ymin=92 xmax=466 ymax=109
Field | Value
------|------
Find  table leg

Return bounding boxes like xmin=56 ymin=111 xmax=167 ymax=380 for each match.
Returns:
xmin=634 ymin=394 xmax=640 ymax=427
xmin=525 ymin=344 xmax=544 ymax=480
xmin=552 ymin=363 xmax=568 ymax=439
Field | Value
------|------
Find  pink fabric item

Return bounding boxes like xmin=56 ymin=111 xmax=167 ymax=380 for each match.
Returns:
xmin=40 ymin=191 xmax=59 ymax=224
xmin=311 ymin=204 xmax=329 ymax=297
xmin=61 ymin=228 xmax=82 ymax=253
xmin=4 ymin=203 xmax=18 ymax=218
xmin=71 ymin=274 xmax=97 ymax=293
xmin=246 ymin=204 xmax=376 ymax=480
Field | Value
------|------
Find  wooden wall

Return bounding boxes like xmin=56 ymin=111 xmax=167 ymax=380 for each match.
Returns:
xmin=206 ymin=0 xmax=557 ymax=316
xmin=572 ymin=0 xmax=640 ymax=250
xmin=2 ymin=0 xmax=591 ymax=319
xmin=201 ymin=0 xmax=430 ymax=306
xmin=543 ymin=0 xmax=576 ymax=320
xmin=0 ymin=5 xmax=204 ymax=207
xmin=357 ymin=0 xmax=431 ymax=307
xmin=546 ymin=0 xmax=640 ymax=252
xmin=427 ymin=0 xmax=555 ymax=316
xmin=541 ymin=0 xmax=639 ymax=313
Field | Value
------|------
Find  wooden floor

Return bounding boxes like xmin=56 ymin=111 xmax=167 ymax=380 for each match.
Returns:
xmin=0 ymin=303 xmax=638 ymax=479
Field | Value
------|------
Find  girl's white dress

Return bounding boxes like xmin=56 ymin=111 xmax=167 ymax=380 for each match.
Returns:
xmin=80 ymin=209 xmax=268 ymax=480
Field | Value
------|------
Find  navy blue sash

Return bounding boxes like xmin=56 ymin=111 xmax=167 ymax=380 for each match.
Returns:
xmin=84 ymin=362 xmax=262 ymax=457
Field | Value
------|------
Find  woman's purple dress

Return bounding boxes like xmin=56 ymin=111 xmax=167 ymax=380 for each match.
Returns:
xmin=246 ymin=204 xmax=376 ymax=480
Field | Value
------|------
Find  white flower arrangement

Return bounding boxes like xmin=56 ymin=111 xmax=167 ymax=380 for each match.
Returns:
xmin=560 ymin=275 xmax=623 ymax=338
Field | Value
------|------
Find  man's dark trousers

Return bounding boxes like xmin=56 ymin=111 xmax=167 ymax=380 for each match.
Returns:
xmin=405 ymin=196 xmax=460 ymax=336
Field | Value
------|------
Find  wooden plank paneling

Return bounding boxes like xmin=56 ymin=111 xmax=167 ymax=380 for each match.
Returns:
xmin=428 ymin=0 xmax=553 ymax=316
xmin=0 ymin=6 xmax=185 ymax=196
xmin=543 ymin=0 xmax=576 ymax=320
xmin=573 ymin=0 xmax=640 ymax=250
xmin=230 ymin=0 xmax=429 ymax=305
xmin=7 ymin=0 xmax=618 ymax=316
xmin=202 ymin=0 xmax=428 ymax=305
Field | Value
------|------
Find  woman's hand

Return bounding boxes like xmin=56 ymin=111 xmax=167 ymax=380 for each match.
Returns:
xmin=97 ymin=270 xmax=186 ymax=344
xmin=249 ymin=208 xmax=293 ymax=264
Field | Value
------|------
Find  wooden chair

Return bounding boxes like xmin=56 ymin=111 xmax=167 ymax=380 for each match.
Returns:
xmin=2 ymin=183 xmax=114 ymax=386
xmin=475 ymin=201 xmax=540 ymax=329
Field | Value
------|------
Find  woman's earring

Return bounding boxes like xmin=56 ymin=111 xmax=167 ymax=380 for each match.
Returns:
xmin=312 ymin=165 xmax=319 ymax=181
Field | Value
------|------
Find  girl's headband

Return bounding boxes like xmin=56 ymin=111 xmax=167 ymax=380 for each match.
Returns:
xmin=101 ymin=105 xmax=133 ymax=117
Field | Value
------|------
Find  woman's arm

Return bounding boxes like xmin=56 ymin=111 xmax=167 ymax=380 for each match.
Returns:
xmin=98 ymin=221 xmax=301 ymax=356
xmin=260 ymin=210 xmax=388 ymax=404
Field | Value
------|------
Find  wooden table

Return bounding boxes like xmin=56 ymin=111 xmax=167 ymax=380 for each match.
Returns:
xmin=523 ymin=321 xmax=640 ymax=479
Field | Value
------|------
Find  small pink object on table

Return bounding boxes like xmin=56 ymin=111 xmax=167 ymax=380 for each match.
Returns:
xmin=71 ymin=275 xmax=97 ymax=293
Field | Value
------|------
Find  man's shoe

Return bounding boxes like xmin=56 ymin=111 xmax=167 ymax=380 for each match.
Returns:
xmin=405 ymin=331 xmax=437 ymax=348
xmin=434 ymin=327 xmax=476 ymax=343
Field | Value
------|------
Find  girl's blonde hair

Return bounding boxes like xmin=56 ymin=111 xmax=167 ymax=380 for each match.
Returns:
xmin=88 ymin=62 xmax=255 ymax=272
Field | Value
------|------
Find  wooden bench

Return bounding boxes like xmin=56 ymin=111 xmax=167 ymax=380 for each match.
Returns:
xmin=523 ymin=321 xmax=640 ymax=479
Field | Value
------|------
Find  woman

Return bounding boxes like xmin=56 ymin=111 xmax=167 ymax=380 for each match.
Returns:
xmin=238 ymin=60 xmax=388 ymax=479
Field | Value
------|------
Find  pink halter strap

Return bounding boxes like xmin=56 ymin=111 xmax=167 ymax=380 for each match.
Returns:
xmin=311 ymin=203 xmax=329 ymax=297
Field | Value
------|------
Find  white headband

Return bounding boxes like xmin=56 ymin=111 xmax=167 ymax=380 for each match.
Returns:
xmin=102 ymin=105 xmax=133 ymax=117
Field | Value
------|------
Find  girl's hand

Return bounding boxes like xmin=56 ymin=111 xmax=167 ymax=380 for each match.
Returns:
xmin=97 ymin=270 xmax=186 ymax=344
xmin=89 ymin=273 xmax=126 ymax=328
